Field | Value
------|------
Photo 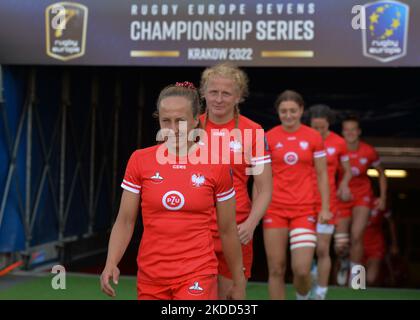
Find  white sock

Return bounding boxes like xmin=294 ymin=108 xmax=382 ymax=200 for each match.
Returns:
xmin=296 ymin=292 xmax=311 ymax=300
xmin=315 ymin=286 xmax=328 ymax=299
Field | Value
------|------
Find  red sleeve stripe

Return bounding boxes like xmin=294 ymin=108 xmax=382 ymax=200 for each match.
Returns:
xmin=123 ymin=179 xmax=141 ymax=189
xmin=314 ymin=150 xmax=327 ymax=158
xmin=217 ymin=190 xmax=236 ymax=202
xmin=217 ymin=187 xmax=234 ymax=197
xmin=121 ymin=183 xmax=140 ymax=194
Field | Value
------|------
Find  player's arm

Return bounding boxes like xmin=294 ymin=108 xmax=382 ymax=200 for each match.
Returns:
xmin=374 ymin=164 xmax=387 ymax=211
xmin=216 ymin=197 xmax=247 ymax=299
xmin=100 ymin=190 xmax=140 ymax=297
xmin=314 ymin=156 xmax=331 ymax=223
xmin=238 ymin=163 xmax=272 ymax=245
xmin=337 ymin=159 xmax=352 ymax=201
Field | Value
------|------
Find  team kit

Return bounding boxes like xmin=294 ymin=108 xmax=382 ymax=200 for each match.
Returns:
xmin=101 ymin=64 xmax=387 ymax=301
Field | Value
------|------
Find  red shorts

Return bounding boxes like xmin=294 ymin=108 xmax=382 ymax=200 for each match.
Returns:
xmin=263 ymin=209 xmax=317 ymax=250
xmin=263 ymin=208 xmax=317 ymax=231
xmin=213 ymin=237 xmax=253 ymax=279
xmin=137 ymin=274 xmax=218 ymax=300
xmin=337 ymin=193 xmax=373 ymax=219
xmin=363 ymin=231 xmax=385 ymax=261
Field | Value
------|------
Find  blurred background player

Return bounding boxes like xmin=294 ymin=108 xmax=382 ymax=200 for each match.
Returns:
xmin=335 ymin=114 xmax=387 ymax=286
xmin=363 ymin=197 xmax=399 ymax=287
xmin=308 ymin=104 xmax=352 ymax=299
xmin=100 ymin=82 xmax=246 ymax=300
xmin=199 ymin=63 xmax=272 ymax=299
xmin=263 ymin=90 xmax=331 ymax=300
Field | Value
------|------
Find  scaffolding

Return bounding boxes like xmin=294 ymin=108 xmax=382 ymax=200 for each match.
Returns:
xmin=0 ymin=66 xmax=145 ymax=268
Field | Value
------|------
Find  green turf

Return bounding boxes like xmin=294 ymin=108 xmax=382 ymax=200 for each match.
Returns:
xmin=0 ymin=274 xmax=419 ymax=300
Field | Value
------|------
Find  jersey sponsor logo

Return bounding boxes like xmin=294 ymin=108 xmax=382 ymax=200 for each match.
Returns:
xmin=275 ymin=142 xmax=283 ymax=149
xmin=284 ymin=152 xmax=299 ymax=165
xmin=299 ymin=141 xmax=309 ymax=150
xmin=363 ymin=196 xmax=371 ymax=203
xmin=229 ymin=140 xmax=242 ymax=152
xmin=212 ymin=131 xmax=225 ymax=136
xmin=150 ymin=172 xmax=164 ymax=184
xmin=351 ymin=166 xmax=360 ymax=176
xmin=162 ymin=190 xmax=185 ymax=211
xmin=360 ymin=157 xmax=368 ymax=165
xmin=188 ymin=281 xmax=204 ymax=295
xmin=191 ymin=173 xmax=205 ymax=187
xmin=327 ymin=147 xmax=336 ymax=155
xmin=172 ymin=165 xmax=186 ymax=169
xmin=287 ymin=136 xmax=296 ymax=141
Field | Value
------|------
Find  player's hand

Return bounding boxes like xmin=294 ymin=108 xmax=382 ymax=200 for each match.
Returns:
xmin=237 ymin=220 xmax=256 ymax=245
xmin=318 ymin=209 xmax=333 ymax=224
xmin=337 ymin=184 xmax=352 ymax=202
xmin=100 ymin=264 xmax=120 ymax=297
xmin=226 ymin=275 xmax=247 ymax=300
xmin=374 ymin=197 xmax=386 ymax=211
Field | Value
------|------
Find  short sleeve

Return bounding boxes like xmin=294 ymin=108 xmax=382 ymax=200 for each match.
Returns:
xmin=312 ymin=131 xmax=326 ymax=159
xmin=370 ymin=146 xmax=381 ymax=168
xmin=121 ymin=151 xmax=142 ymax=194
xmin=214 ymin=164 xmax=235 ymax=202
xmin=249 ymin=127 xmax=271 ymax=166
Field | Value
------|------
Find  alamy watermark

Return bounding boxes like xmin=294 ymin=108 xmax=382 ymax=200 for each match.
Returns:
xmin=155 ymin=123 xmax=270 ymax=175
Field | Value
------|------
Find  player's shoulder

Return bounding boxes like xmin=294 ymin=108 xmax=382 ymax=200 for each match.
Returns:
xmin=329 ymin=131 xmax=346 ymax=144
xmin=131 ymin=144 xmax=159 ymax=159
xmin=360 ymin=140 xmax=377 ymax=153
xmin=238 ymin=115 xmax=263 ymax=130
xmin=266 ymin=124 xmax=282 ymax=137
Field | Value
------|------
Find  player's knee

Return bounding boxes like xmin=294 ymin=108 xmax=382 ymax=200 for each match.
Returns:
xmin=316 ymin=244 xmax=329 ymax=258
xmin=268 ymin=263 xmax=286 ymax=278
xmin=292 ymin=264 xmax=311 ymax=278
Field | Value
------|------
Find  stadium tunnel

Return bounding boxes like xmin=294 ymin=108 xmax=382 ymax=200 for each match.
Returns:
xmin=1 ymin=65 xmax=420 ymax=287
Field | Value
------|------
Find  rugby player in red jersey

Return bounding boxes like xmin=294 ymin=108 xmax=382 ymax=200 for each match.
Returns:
xmin=100 ymin=82 xmax=246 ymax=300
xmin=199 ymin=63 xmax=272 ymax=299
xmin=264 ymin=90 xmax=331 ymax=300
xmin=308 ymin=104 xmax=352 ymax=299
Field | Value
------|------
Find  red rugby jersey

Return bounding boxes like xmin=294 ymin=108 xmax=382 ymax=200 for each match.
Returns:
xmin=200 ymin=114 xmax=271 ymax=226
xmin=266 ymin=124 xmax=326 ymax=212
xmin=121 ymin=144 xmax=235 ymax=284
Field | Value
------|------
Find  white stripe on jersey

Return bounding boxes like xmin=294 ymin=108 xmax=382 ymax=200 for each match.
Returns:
xmin=121 ymin=183 xmax=140 ymax=194
xmin=123 ymin=179 xmax=141 ymax=189
xmin=217 ymin=190 xmax=236 ymax=202
xmin=217 ymin=187 xmax=234 ymax=197
xmin=314 ymin=150 xmax=327 ymax=158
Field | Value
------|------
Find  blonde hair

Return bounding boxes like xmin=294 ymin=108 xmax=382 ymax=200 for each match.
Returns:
xmin=200 ymin=63 xmax=249 ymax=128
